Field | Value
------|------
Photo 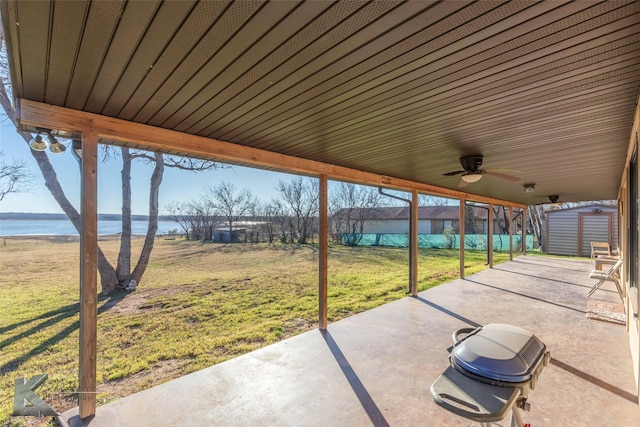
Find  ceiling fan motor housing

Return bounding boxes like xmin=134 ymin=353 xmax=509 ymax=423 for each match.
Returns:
xmin=460 ymin=155 xmax=483 ymax=171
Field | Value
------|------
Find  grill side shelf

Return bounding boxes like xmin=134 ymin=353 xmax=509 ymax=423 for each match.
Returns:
xmin=430 ymin=366 xmax=521 ymax=423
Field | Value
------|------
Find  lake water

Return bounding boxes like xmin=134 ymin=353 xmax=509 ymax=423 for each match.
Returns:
xmin=0 ymin=219 xmax=180 ymax=236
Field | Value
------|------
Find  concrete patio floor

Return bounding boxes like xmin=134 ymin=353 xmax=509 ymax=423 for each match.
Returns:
xmin=63 ymin=255 xmax=638 ymax=426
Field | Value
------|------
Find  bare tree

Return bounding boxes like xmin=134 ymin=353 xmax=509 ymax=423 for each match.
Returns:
xmin=253 ymin=200 xmax=280 ymax=244
xmin=0 ymin=27 xmax=223 ymax=293
xmin=330 ymin=183 xmax=386 ymax=245
xmin=276 ymin=177 xmax=318 ymax=244
xmin=418 ymin=194 xmax=450 ymax=206
xmin=166 ymin=196 xmax=222 ymax=241
xmin=528 ymin=205 xmax=546 ymax=252
xmin=166 ymin=200 xmax=193 ymax=239
xmin=190 ymin=198 xmax=220 ymax=241
xmin=269 ymin=199 xmax=293 ymax=243
xmin=465 ymin=204 xmax=479 ymax=234
xmin=0 ymin=151 xmax=32 ymax=201
xmin=207 ymin=181 xmax=256 ymax=235
xmin=492 ymin=205 xmax=511 ymax=235
xmin=113 ymin=148 xmax=222 ymax=287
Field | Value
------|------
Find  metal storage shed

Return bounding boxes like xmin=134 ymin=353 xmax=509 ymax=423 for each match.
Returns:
xmin=545 ymin=204 xmax=618 ymax=257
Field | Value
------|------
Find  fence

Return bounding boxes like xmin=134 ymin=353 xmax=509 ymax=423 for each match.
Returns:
xmin=340 ymin=233 xmax=534 ymax=251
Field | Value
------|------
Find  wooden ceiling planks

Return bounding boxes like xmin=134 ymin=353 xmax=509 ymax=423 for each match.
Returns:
xmin=65 ymin=0 xmax=124 ymax=110
xmin=115 ymin=1 xmax=230 ymax=121
xmin=83 ymin=0 xmax=163 ymax=113
xmin=132 ymin=0 xmax=266 ymax=125
xmin=12 ymin=0 xmax=49 ymax=101
xmin=245 ymin=4 xmax=640 ymax=155
xmin=163 ymin=0 xmax=336 ymax=132
xmin=46 ymin=0 xmax=87 ymax=105
xmin=3 ymin=0 xmax=640 ymax=205
xmin=100 ymin=0 xmax=198 ymax=117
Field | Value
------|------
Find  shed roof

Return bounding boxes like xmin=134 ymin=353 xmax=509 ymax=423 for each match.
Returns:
xmin=546 ymin=203 xmax=618 ymax=214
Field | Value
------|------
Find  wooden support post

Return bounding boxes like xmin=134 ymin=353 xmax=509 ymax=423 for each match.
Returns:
xmin=459 ymin=199 xmax=465 ymax=278
xmin=488 ymin=204 xmax=494 ymax=268
xmin=522 ymin=208 xmax=528 ymax=256
xmin=509 ymin=206 xmax=513 ymax=261
xmin=79 ymin=132 xmax=98 ymax=418
xmin=410 ymin=190 xmax=418 ymax=297
xmin=319 ymin=175 xmax=328 ymax=330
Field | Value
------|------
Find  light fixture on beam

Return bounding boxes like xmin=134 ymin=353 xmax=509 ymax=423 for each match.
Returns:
xmin=29 ymin=128 xmax=67 ymax=154
xmin=523 ymin=183 xmax=535 ymax=193
xmin=29 ymin=133 xmax=48 ymax=151
xmin=47 ymin=132 xmax=66 ymax=154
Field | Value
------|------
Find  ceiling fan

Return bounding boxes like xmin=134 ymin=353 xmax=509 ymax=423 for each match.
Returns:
xmin=547 ymin=195 xmax=567 ymax=207
xmin=528 ymin=194 xmax=568 ymax=206
xmin=443 ymin=155 xmax=520 ymax=188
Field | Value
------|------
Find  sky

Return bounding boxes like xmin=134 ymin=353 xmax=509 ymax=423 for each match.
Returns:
xmin=0 ymin=117 xmax=300 ymax=215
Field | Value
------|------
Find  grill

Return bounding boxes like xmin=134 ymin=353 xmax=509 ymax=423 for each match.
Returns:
xmin=431 ymin=324 xmax=550 ymax=427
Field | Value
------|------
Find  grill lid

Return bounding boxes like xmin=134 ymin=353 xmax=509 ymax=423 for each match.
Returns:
xmin=450 ymin=323 xmax=547 ymax=384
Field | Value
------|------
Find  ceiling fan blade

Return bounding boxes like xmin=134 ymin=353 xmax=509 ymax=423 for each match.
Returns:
xmin=485 ymin=171 xmax=520 ymax=182
xmin=443 ymin=170 xmax=465 ymax=176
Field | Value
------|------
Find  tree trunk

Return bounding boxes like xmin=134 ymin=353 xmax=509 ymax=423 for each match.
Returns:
xmin=527 ymin=206 xmax=547 ymax=253
xmin=527 ymin=205 xmax=545 ymax=252
xmin=117 ymin=147 xmax=132 ymax=281
xmin=465 ymin=204 xmax=477 ymax=234
xmin=492 ymin=206 xmax=508 ymax=235
xmin=131 ymin=152 xmax=164 ymax=284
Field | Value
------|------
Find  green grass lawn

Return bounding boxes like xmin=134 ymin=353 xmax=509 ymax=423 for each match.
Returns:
xmin=0 ymin=237 xmax=512 ymax=426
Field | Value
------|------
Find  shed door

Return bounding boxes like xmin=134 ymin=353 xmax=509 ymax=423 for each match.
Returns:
xmin=579 ymin=212 xmax=613 ymax=256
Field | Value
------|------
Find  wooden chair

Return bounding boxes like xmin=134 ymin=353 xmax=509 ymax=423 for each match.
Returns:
xmin=590 ymin=241 xmax=611 ymax=261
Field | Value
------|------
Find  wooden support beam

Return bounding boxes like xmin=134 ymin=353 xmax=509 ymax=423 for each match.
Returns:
xmin=488 ymin=204 xmax=494 ymax=268
xmin=318 ymin=175 xmax=328 ymax=330
xmin=79 ymin=131 xmax=98 ymax=418
xmin=17 ymin=99 xmax=526 ymax=210
xmin=509 ymin=206 xmax=513 ymax=261
xmin=409 ymin=190 xmax=418 ymax=297
xmin=522 ymin=209 xmax=528 ymax=256
xmin=459 ymin=199 xmax=466 ymax=279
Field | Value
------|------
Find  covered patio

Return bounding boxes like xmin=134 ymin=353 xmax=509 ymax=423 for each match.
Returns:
xmin=62 ymin=255 xmax=638 ymax=426
xmin=2 ymin=1 xmax=640 ymax=424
